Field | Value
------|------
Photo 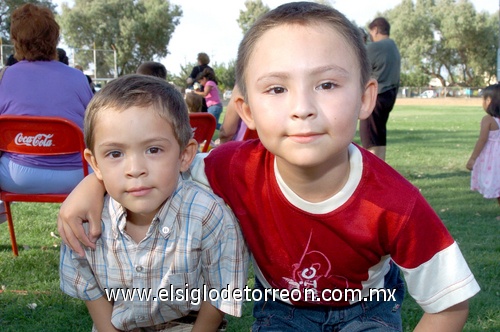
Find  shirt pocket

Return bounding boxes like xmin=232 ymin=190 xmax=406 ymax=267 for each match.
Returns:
xmin=157 ymin=268 xmax=203 ymax=316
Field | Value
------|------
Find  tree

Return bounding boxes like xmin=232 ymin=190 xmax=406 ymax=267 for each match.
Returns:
xmin=400 ymin=71 xmax=431 ymax=87
xmin=58 ymin=0 xmax=182 ymax=77
xmin=0 ymin=0 xmax=55 ymax=42
xmin=167 ymin=62 xmax=193 ymax=90
xmin=386 ymin=0 xmax=498 ymax=87
xmin=213 ymin=60 xmax=236 ymax=92
xmin=237 ymin=0 xmax=269 ymax=35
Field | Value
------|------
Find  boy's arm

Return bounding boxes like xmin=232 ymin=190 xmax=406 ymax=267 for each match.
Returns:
xmin=415 ymin=301 xmax=469 ymax=332
xmin=192 ymin=301 xmax=225 ymax=332
xmin=85 ymin=297 xmax=120 ymax=332
xmin=57 ymin=173 xmax=106 ymax=256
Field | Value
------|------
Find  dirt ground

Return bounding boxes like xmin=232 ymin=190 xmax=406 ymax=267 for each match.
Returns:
xmin=395 ymin=97 xmax=482 ymax=107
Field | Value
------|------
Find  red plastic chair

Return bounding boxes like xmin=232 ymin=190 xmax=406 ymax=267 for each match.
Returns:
xmin=0 ymin=115 xmax=89 ymax=256
xmin=189 ymin=113 xmax=216 ymax=152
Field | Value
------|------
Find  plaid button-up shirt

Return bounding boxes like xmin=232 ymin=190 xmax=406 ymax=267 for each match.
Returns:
xmin=60 ymin=178 xmax=249 ymax=331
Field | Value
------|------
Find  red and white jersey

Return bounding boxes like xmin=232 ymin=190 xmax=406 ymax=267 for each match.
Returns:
xmin=190 ymin=141 xmax=479 ymax=313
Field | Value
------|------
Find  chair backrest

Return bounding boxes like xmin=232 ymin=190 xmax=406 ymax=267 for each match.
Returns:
xmin=189 ymin=113 xmax=216 ymax=152
xmin=0 ymin=115 xmax=88 ymax=176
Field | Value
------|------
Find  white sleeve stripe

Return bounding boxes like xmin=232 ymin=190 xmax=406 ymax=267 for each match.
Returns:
xmin=398 ymin=242 xmax=480 ymax=313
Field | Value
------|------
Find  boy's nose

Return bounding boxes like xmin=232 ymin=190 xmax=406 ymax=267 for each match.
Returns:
xmin=126 ymin=155 xmax=147 ymax=177
xmin=290 ymin=90 xmax=317 ymax=120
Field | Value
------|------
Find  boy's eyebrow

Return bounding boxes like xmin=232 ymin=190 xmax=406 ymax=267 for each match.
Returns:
xmin=256 ymin=65 xmax=350 ymax=83
xmin=311 ymin=65 xmax=350 ymax=77
xmin=97 ymin=137 xmax=171 ymax=148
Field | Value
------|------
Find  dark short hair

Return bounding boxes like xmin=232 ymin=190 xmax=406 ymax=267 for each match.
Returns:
xmin=483 ymin=84 xmax=500 ymax=118
xmin=136 ymin=61 xmax=167 ymax=80
xmin=6 ymin=54 xmax=18 ymax=66
xmin=10 ymin=3 xmax=59 ymax=61
xmin=368 ymin=17 xmax=391 ymax=36
xmin=85 ymin=75 xmax=191 ymax=151
xmin=236 ymin=2 xmax=369 ymax=99
xmin=196 ymin=67 xmax=218 ymax=85
xmin=57 ymin=48 xmax=69 ymax=65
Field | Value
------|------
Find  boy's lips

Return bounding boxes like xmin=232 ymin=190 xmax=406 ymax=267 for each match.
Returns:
xmin=127 ymin=187 xmax=152 ymax=197
xmin=287 ymin=132 xmax=323 ymax=143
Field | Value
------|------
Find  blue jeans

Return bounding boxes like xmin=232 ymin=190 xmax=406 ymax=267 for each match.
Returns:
xmin=252 ymin=263 xmax=405 ymax=332
xmin=208 ymin=103 xmax=222 ymax=130
xmin=0 ymin=156 xmax=90 ymax=194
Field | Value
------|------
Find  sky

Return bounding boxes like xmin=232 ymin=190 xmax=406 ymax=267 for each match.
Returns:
xmin=52 ymin=0 xmax=498 ymax=75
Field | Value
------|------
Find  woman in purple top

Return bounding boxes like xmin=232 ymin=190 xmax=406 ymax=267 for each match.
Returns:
xmin=194 ymin=68 xmax=223 ymax=130
xmin=0 ymin=4 xmax=93 ymax=194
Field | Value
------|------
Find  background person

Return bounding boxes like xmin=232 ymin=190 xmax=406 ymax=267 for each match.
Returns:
xmin=6 ymin=54 xmax=18 ymax=66
xmin=0 ymin=3 xmax=93 ymax=195
xmin=185 ymin=91 xmax=204 ymax=113
xmin=186 ymin=52 xmax=212 ymax=87
xmin=466 ymin=83 xmax=500 ymax=220
xmin=74 ymin=64 xmax=96 ymax=93
xmin=187 ymin=52 xmax=212 ymax=113
xmin=193 ymin=68 xmax=223 ymax=129
xmin=136 ymin=61 xmax=167 ymax=80
xmin=218 ymin=85 xmax=248 ymax=144
xmin=359 ymin=17 xmax=401 ymax=161
xmin=57 ymin=47 xmax=69 ymax=65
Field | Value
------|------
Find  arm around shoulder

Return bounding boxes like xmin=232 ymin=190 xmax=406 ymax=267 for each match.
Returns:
xmin=57 ymin=173 xmax=106 ymax=256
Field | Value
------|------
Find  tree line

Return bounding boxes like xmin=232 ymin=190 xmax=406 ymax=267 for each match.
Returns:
xmin=1 ymin=0 xmax=498 ymax=90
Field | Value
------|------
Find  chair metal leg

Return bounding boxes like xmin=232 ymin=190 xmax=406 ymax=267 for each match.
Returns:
xmin=5 ymin=202 xmax=18 ymax=256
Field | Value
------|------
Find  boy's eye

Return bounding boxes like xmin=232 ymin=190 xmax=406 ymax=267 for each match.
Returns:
xmin=267 ymin=86 xmax=286 ymax=94
xmin=318 ymin=82 xmax=336 ymax=90
xmin=107 ymin=151 xmax=123 ymax=159
xmin=147 ymin=147 xmax=161 ymax=154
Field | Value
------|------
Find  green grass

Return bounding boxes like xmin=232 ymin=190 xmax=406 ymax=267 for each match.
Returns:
xmin=1 ymin=104 xmax=499 ymax=331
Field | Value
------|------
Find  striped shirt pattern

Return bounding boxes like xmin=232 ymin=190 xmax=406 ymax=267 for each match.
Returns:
xmin=60 ymin=178 xmax=249 ymax=331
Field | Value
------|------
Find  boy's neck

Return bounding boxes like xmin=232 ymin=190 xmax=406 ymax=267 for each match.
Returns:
xmin=125 ymin=211 xmax=157 ymax=244
xmin=275 ymin=150 xmax=351 ymax=203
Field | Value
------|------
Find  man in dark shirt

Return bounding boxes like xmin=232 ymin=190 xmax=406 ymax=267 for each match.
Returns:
xmin=359 ymin=17 xmax=400 ymax=161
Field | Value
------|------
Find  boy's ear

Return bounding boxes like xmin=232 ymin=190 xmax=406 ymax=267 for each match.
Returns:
xmin=179 ymin=139 xmax=198 ymax=172
xmin=84 ymin=148 xmax=103 ymax=181
xmin=234 ymin=94 xmax=256 ymax=130
xmin=359 ymin=78 xmax=378 ymax=120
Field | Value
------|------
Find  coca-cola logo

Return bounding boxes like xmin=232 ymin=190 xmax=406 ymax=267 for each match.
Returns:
xmin=14 ymin=133 xmax=54 ymax=147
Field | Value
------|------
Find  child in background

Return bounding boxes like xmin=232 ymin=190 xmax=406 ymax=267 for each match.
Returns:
xmin=136 ymin=61 xmax=167 ymax=80
xmin=58 ymin=2 xmax=479 ymax=331
xmin=466 ymin=83 xmax=500 ymax=219
xmin=193 ymin=68 xmax=223 ymax=129
xmin=185 ymin=92 xmax=204 ymax=113
xmin=59 ymin=75 xmax=248 ymax=332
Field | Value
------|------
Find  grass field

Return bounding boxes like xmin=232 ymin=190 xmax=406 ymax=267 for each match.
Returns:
xmin=0 ymin=99 xmax=498 ymax=331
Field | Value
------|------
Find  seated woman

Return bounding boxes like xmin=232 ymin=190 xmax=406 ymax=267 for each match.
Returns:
xmin=0 ymin=4 xmax=93 ymax=194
